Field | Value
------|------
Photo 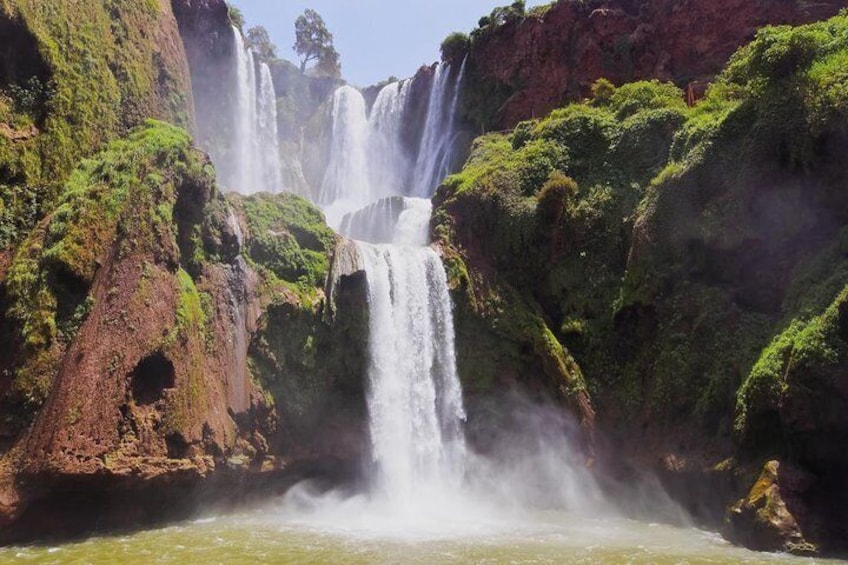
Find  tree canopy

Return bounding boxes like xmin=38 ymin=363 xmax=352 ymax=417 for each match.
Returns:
xmin=246 ymin=26 xmax=278 ymax=63
xmin=293 ymin=9 xmax=341 ymax=78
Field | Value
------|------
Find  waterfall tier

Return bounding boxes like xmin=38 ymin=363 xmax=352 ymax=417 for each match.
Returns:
xmin=339 ymin=196 xmax=431 ymax=246
xmin=319 ymin=62 xmax=466 ymax=226
xmin=198 ymin=27 xmax=284 ymax=195
xmin=358 ymin=243 xmax=467 ymax=505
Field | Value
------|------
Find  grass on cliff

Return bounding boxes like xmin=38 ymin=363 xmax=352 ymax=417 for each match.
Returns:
xmin=231 ymin=192 xmax=335 ymax=296
xmin=435 ymin=11 xmax=848 ymax=440
xmin=0 ymin=0 xmax=191 ymax=250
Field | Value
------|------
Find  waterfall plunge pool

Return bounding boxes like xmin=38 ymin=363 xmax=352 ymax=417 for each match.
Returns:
xmin=0 ymin=505 xmax=838 ymax=564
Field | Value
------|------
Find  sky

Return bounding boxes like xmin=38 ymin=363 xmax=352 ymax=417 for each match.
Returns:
xmin=233 ymin=0 xmax=547 ymax=87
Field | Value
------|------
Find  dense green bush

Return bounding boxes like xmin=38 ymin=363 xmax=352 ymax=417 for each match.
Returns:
xmin=440 ymin=32 xmax=470 ymax=64
xmin=608 ymin=80 xmax=687 ymax=121
xmin=590 ymin=78 xmax=616 ymax=107
xmin=233 ymin=193 xmax=335 ymax=291
xmin=536 ymin=171 xmax=578 ymax=225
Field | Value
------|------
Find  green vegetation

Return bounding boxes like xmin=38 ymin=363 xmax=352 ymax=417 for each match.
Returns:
xmin=471 ymin=1 xmax=529 ymax=42
xmin=736 ymin=284 xmax=848 ymax=451
xmin=3 ymin=120 xmax=214 ymax=421
xmin=231 ymin=192 xmax=335 ymax=293
xmin=293 ymin=9 xmax=341 ymax=78
xmin=435 ymin=12 xmax=848 ymax=447
xmin=246 ymin=26 xmax=278 ymax=64
xmin=0 ymin=0 xmax=191 ymax=250
xmin=440 ymin=32 xmax=470 ymax=64
xmin=227 ymin=4 xmax=245 ymax=31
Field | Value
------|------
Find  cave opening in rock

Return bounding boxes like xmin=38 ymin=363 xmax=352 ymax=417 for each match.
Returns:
xmin=0 ymin=14 xmax=52 ymax=123
xmin=165 ymin=432 xmax=190 ymax=459
xmin=130 ymin=353 xmax=176 ymax=406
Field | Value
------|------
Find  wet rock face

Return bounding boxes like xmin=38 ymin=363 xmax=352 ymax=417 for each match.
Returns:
xmin=170 ymin=0 xmax=230 ymax=56
xmin=464 ymin=0 xmax=846 ymax=129
xmin=0 ymin=14 xmax=51 ymax=126
xmin=248 ymin=236 xmax=369 ymax=466
xmin=725 ymin=461 xmax=819 ymax=555
xmin=170 ymin=0 xmax=234 ymax=143
xmin=0 ymin=122 xmax=284 ymax=542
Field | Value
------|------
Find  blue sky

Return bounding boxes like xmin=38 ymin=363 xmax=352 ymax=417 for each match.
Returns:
xmin=233 ymin=0 xmax=547 ymax=87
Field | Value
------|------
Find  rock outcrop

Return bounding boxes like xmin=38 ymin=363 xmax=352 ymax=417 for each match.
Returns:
xmin=0 ymin=121 xmax=366 ymax=543
xmin=725 ymin=461 xmax=818 ymax=554
xmin=460 ymin=0 xmax=846 ymax=130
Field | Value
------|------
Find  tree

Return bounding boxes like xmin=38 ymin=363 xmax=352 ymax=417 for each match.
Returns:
xmin=314 ymin=46 xmax=341 ymax=78
xmin=246 ymin=26 xmax=278 ymax=63
xmin=440 ymin=32 xmax=470 ymax=64
xmin=293 ymin=9 xmax=341 ymax=77
xmin=228 ymin=4 xmax=245 ymax=31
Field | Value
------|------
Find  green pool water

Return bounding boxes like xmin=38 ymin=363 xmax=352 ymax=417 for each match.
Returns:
xmin=0 ymin=506 xmax=841 ymax=565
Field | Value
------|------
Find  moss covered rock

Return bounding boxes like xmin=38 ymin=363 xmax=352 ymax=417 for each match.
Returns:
xmin=434 ymin=13 xmax=848 ymax=550
xmin=0 ymin=0 xmax=193 ymax=250
xmin=725 ymin=460 xmax=818 ymax=554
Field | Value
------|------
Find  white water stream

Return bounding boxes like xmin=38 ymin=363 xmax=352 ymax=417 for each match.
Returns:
xmin=200 ymin=27 xmax=284 ymax=194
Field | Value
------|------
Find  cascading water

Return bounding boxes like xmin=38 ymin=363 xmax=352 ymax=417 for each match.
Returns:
xmin=319 ymin=62 xmax=463 ymax=229
xmin=358 ymin=243 xmax=467 ymax=506
xmin=233 ymin=26 xmax=258 ymax=193
xmin=284 ymin=57 xmax=610 ymax=536
xmin=339 ymin=196 xmax=432 ymax=245
xmin=368 ymin=80 xmax=414 ymax=196
xmin=411 ymin=62 xmax=466 ymax=197
xmin=201 ymin=27 xmax=284 ymax=195
xmin=313 ymin=61 xmax=470 ymax=515
xmin=434 ymin=57 xmax=467 ymax=185
xmin=257 ymin=62 xmax=283 ymax=194
xmin=319 ymin=86 xmax=372 ymax=225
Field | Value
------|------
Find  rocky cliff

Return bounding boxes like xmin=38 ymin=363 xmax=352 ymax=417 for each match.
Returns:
xmin=434 ymin=11 xmax=848 ymax=554
xmin=457 ymin=0 xmax=846 ymax=130
xmin=0 ymin=0 xmax=846 ymax=554
xmin=0 ymin=120 xmax=368 ymax=542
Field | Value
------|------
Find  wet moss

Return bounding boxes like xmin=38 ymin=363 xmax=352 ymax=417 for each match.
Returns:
xmin=0 ymin=0 xmax=191 ymax=249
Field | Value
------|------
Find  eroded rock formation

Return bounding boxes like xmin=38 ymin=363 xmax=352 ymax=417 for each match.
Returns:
xmin=461 ymin=0 xmax=846 ymax=129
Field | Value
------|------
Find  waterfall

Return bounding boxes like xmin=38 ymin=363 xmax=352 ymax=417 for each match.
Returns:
xmin=258 ymin=62 xmax=283 ymax=194
xmin=319 ymin=63 xmax=464 ymax=221
xmin=199 ymin=27 xmax=285 ymax=194
xmin=412 ymin=63 xmax=461 ymax=198
xmin=317 ymin=59 xmax=469 ymax=510
xmin=435 ymin=57 xmax=467 ymax=185
xmin=233 ymin=26 xmax=258 ymax=193
xmin=319 ymin=86 xmax=372 ymax=225
xmin=339 ymin=196 xmax=431 ymax=245
xmin=368 ymin=80 xmax=414 ymax=197
xmin=358 ymin=243 xmax=467 ymax=504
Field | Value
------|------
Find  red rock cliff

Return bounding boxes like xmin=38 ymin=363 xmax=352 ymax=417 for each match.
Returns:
xmin=465 ymin=0 xmax=846 ymax=129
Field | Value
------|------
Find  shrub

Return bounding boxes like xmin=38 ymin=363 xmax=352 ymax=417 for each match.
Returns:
xmin=590 ymin=78 xmax=616 ymax=107
xmin=609 ymin=80 xmax=687 ymax=120
xmin=441 ymin=32 xmax=470 ymax=64
xmin=511 ymin=139 xmax=567 ymax=196
xmin=511 ymin=119 xmax=538 ymax=150
xmin=537 ymin=171 xmax=578 ymax=225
